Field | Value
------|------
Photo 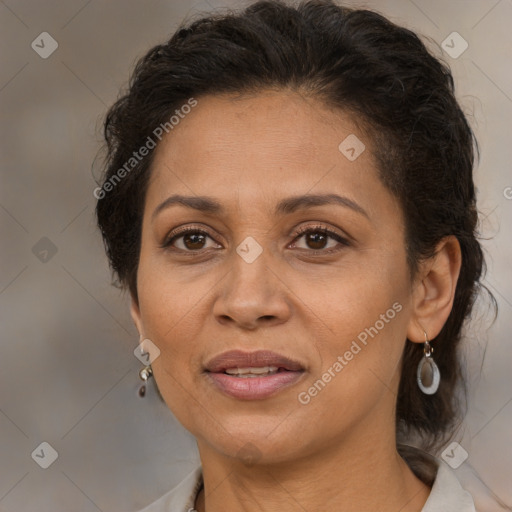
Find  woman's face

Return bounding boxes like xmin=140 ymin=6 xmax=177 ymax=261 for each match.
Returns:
xmin=132 ymin=90 xmax=419 ymax=464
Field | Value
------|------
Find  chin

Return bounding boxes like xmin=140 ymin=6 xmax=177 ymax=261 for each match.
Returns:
xmin=196 ymin=419 xmax=315 ymax=466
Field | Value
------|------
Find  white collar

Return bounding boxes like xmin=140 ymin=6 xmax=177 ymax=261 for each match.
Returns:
xmin=422 ymin=459 xmax=476 ymax=511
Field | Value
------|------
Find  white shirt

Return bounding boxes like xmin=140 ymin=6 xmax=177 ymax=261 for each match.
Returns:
xmin=137 ymin=459 xmax=476 ymax=512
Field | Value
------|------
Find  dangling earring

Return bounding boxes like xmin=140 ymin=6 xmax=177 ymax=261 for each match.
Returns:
xmin=417 ymin=331 xmax=440 ymax=395
xmin=135 ymin=335 xmax=160 ymax=397
xmin=138 ymin=365 xmax=153 ymax=397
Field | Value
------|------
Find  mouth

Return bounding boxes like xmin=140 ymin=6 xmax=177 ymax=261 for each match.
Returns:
xmin=204 ymin=350 xmax=305 ymax=400
xmin=223 ymin=365 xmax=286 ymax=377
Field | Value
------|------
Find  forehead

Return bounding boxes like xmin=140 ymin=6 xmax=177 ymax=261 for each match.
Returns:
xmin=146 ymin=91 xmax=388 ymax=217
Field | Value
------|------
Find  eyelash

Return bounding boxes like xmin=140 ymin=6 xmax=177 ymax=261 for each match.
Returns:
xmin=161 ymin=225 xmax=220 ymax=253
xmin=162 ymin=224 xmax=350 ymax=254
xmin=292 ymin=224 xmax=350 ymax=253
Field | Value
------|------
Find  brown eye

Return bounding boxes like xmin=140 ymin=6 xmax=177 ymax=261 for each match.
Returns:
xmin=163 ymin=228 xmax=221 ymax=252
xmin=305 ymin=231 xmax=328 ymax=250
xmin=182 ymin=232 xmax=207 ymax=250
xmin=292 ymin=226 xmax=349 ymax=253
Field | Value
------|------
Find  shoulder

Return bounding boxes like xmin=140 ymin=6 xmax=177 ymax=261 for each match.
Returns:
xmin=136 ymin=466 xmax=203 ymax=512
xmin=422 ymin=459 xmax=476 ymax=512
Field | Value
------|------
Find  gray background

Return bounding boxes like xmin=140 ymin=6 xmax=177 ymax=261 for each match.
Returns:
xmin=0 ymin=0 xmax=511 ymax=511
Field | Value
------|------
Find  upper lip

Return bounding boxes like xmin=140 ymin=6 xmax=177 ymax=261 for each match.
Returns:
xmin=204 ymin=350 xmax=305 ymax=373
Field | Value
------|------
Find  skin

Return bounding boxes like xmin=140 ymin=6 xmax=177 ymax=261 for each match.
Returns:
xmin=130 ymin=90 xmax=462 ymax=512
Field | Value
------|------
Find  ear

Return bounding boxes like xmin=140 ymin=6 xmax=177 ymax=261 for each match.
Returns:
xmin=130 ymin=294 xmax=144 ymax=337
xmin=407 ymin=235 xmax=462 ymax=343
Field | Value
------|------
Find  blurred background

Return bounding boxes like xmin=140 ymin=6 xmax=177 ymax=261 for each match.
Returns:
xmin=0 ymin=0 xmax=511 ymax=510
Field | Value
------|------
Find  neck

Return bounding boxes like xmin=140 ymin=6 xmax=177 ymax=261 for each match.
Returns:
xmin=194 ymin=429 xmax=431 ymax=512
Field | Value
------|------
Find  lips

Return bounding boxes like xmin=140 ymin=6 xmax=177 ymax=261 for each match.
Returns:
xmin=204 ymin=349 xmax=306 ymax=400
xmin=204 ymin=350 xmax=304 ymax=374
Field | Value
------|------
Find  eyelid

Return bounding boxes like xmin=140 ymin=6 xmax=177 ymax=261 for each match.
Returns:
xmin=291 ymin=223 xmax=351 ymax=244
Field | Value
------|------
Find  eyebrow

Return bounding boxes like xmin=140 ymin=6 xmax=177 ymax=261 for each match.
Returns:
xmin=152 ymin=193 xmax=369 ymax=221
xmin=152 ymin=195 xmax=223 ymax=221
xmin=275 ymin=193 xmax=369 ymax=218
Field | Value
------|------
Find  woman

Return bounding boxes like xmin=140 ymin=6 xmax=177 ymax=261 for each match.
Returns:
xmin=95 ymin=1 xmax=494 ymax=510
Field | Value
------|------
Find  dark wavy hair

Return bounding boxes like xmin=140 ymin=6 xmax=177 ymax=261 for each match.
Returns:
xmin=95 ymin=0 xmax=493 ymax=482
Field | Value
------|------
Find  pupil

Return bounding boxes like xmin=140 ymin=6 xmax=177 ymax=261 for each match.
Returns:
xmin=307 ymin=232 xmax=327 ymax=249
xmin=184 ymin=233 xmax=205 ymax=249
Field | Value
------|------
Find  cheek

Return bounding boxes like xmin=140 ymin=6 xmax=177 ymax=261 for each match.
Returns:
xmin=301 ymin=246 xmax=409 ymax=339
xmin=294 ymin=298 xmax=408 ymax=437
xmin=296 ymin=248 xmax=410 ymax=396
xmin=136 ymin=234 xmax=220 ymax=337
xmin=137 ymin=279 xmax=211 ymax=426
xmin=135 ymin=257 xmax=213 ymax=390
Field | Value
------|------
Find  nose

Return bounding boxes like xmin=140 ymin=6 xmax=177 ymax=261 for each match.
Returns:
xmin=212 ymin=250 xmax=292 ymax=330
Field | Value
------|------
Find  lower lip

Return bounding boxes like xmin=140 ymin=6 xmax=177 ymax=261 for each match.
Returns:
xmin=205 ymin=370 xmax=304 ymax=400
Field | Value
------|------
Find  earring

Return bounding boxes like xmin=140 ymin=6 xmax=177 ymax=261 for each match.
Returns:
xmin=416 ymin=331 xmax=440 ymax=395
xmin=138 ymin=365 xmax=153 ymax=397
